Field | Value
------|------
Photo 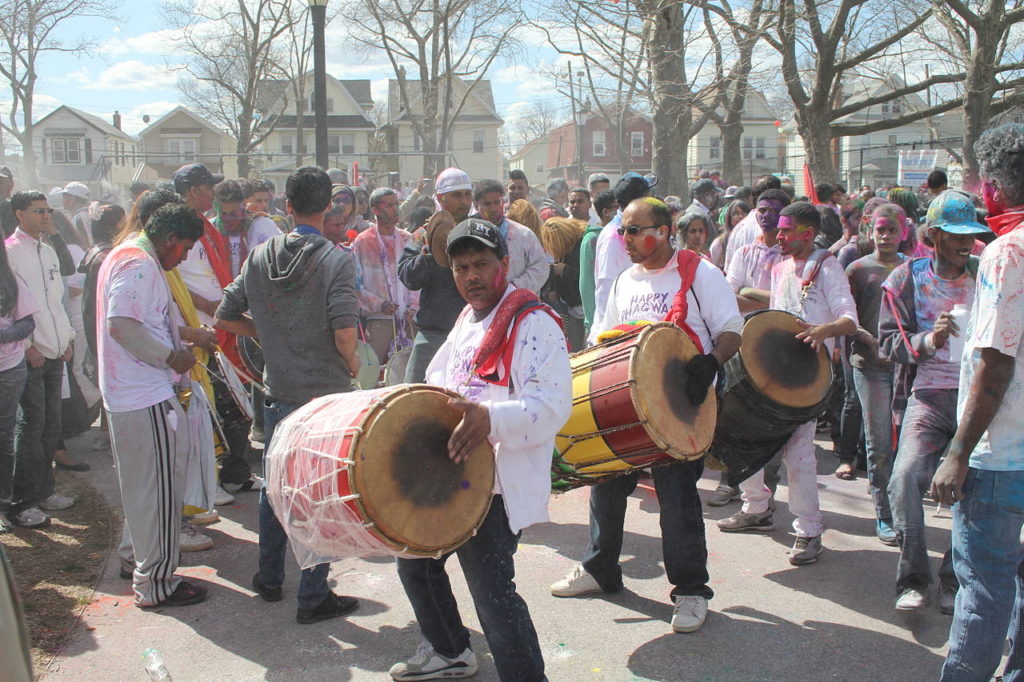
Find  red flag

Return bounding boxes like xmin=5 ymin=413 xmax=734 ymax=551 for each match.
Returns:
xmin=804 ymin=164 xmax=819 ymax=204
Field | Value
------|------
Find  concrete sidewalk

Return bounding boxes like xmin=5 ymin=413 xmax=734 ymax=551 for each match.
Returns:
xmin=39 ymin=428 xmax=956 ymax=681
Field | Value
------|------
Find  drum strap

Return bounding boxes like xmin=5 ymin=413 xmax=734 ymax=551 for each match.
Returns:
xmin=662 ymin=250 xmax=705 ymax=353
xmin=471 ymin=288 xmax=566 ymax=389
xmin=798 ymin=249 xmax=833 ymax=302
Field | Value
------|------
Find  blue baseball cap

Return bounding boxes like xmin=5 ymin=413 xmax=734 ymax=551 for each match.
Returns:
xmin=926 ymin=190 xmax=991 ymax=235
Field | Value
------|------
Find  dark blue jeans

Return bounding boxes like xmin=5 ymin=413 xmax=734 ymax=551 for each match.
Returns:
xmin=0 ymin=362 xmax=28 ymax=512
xmin=583 ymin=459 xmax=713 ymax=601
xmin=396 ymin=497 xmax=545 ymax=682
xmin=852 ymin=364 xmax=895 ymax=522
xmin=13 ymin=357 xmax=63 ymax=511
xmin=889 ymin=389 xmax=958 ymax=591
xmin=257 ymin=399 xmax=330 ymax=610
xmin=404 ymin=329 xmax=449 ymax=384
xmin=942 ymin=468 xmax=1024 ymax=682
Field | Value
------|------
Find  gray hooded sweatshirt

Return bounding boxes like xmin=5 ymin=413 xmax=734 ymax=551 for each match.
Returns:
xmin=217 ymin=231 xmax=358 ymax=404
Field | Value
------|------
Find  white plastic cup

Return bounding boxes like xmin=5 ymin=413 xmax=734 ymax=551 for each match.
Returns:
xmin=947 ymin=303 xmax=970 ymax=362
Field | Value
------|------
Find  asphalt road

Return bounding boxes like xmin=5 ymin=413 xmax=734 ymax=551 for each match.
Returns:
xmin=38 ymin=426 xmax=962 ymax=681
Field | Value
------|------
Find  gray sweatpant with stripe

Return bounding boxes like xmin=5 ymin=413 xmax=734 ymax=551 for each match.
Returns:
xmin=108 ymin=398 xmax=189 ymax=606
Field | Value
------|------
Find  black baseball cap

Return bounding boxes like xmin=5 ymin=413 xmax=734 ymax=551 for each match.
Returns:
xmin=172 ymin=163 xmax=224 ymax=193
xmin=446 ymin=218 xmax=507 ymax=258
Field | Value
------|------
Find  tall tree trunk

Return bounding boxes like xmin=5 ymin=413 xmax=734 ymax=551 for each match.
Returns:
xmin=795 ymin=109 xmax=837 ymax=185
xmin=295 ymin=96 xmax=306 ymax=170
xmin=647 ymin=1 xmax=687 ymax=197
xmin=719 ymin=117 xmax=744 ymax=186
xmin=21 ymin=90 xmax=38 ymax=188
xmin=960 ymin=25 xmax=999 ymax=188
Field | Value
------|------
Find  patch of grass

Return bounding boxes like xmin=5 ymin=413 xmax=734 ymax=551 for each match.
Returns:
xmin=0 ymin=473 xmax=115 ymax=677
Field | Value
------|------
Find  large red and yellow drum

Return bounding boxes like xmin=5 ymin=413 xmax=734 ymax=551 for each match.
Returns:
xmin=552 ymin=322 xmax=717 ymax=491
xmin=264 ymin=385 xmax=494 ymax=562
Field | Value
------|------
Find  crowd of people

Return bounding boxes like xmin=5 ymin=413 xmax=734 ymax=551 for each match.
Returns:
xmin=0 ymin=119 xmax=1021 ymax=682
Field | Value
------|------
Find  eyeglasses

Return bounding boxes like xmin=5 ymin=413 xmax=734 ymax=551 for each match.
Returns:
xmin=332 ymin=194 xmax=352 ymax=206
xmin=27 ymin=208 xmax=53 ymax=215
xmin=616 ymin=224 xmax=659 ymax=236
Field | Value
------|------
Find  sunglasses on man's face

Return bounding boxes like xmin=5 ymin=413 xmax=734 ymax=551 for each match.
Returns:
xmin=616 ymin=224 xmax=659 ymax=236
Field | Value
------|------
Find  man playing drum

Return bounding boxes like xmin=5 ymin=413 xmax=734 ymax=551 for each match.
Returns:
xmin=390 ymin=219 xmax=571 ymax=681
xmin=215 ymin=166 xmax=362 ymax=625
xmin=551 ymin=197 xmax=742 ymax=634
xmin=718 ymin=202 xmax=858 ymax=565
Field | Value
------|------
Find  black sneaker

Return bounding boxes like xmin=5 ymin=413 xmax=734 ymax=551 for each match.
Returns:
xmin=296 ymin=591 xmax=359 ymax=624
xmin=252 ymin=573 xmax=283 ymax=602
xmin=140 ymin=580 xmax=207 ymax=608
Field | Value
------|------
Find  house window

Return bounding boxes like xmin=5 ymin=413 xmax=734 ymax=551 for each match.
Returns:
xmin=593 ymin=129 xmax=606 ymax=157
xmin=166 ymin=138 xmax=197 ymax=164
xmin=473 ymin=129 xmax=484 ymax=154
xmin=342 ymin=134 xmax=356 ymax=155
xmin=755 ymin=137 xmax=766 ymax=160
xmin=709 ymin=137 xmax=721 ymax=160
xmin=328 ymin=136 xmax=340 ymax=155
xmin=892 ymin=101 xmax=902 ymax=114
xmin=630 ymin=131 xmax=644 ymax=157
xmin=535 ymin=161 xmax=544 ymax=173
xmin=1013 ymin=114 xmax=1023 ymax=124
xmin=413 ymin=133 xmax=422 ymax=152
xmin=881 ymin=103 xmax=890 ymax=114
xmin=50 ymin=137 xmax=82 ymax=165
xmin=308 ymin=96 xmax=334 ymax=113
xmin=281 ymin=137 xmax=293 ymax=155
xmin=888 ymin=134 xmax=898 ymax=156
xmin=743 ymin=137 xmax=753 ymax=160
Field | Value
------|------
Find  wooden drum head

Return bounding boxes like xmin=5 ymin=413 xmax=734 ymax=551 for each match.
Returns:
xmin=630 ymin=323 xmax=717 ymax=459
xmin=351 ymin=385 xmax=494 ymax=555
xmin=740 ymin=310 xmax=832 ymax=409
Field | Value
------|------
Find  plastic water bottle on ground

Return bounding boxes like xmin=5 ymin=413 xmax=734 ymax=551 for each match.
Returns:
xmin=143 ymin=648 xmax=171 ymax=681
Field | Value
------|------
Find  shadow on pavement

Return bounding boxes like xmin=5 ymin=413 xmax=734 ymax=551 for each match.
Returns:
xmin=627 ymin=605 xmax=945 ymax=681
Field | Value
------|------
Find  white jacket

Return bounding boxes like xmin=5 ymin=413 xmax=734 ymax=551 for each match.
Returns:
xmin=426 ymin=285 xmax=572 ymax=533
xmin=5 ymin=228 xmax=75 ymax=359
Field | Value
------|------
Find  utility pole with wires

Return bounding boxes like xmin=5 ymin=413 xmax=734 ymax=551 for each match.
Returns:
xmin=567 ymin=64 xmax=583 ymax=185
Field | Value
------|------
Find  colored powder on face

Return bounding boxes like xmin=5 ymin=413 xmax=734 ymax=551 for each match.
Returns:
xmin=642 ymin=234 xmax=657 ymax=250
xmin=460 ymin=480 xmax=470 ymax=489
xmin=777 ymin=215 xmax=796 ymax=230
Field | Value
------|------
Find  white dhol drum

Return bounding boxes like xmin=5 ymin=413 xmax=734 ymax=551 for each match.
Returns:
xmin=214 ymin=351 xmax=254 ymax=421
xmin=264 ymin=385 xmax=495 ymax=566
xmin=354 ymin=340 xmax=381 ymax=390
xmin=383 ymin=348 xmax=412 ymax=387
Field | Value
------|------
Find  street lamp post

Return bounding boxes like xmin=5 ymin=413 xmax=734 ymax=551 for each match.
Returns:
xmin=309 ymin=0 xmax=329 ymax=169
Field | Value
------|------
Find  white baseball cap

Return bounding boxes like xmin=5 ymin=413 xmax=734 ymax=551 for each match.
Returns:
xmin=435 ymin=167 xmax=471 ymax=195
xmin=62 ymin=181 xmax=90 ymax=200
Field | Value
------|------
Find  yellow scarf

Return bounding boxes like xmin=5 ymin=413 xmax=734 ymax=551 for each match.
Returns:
xmin=165 ymin=268 xmax=214 ymax=403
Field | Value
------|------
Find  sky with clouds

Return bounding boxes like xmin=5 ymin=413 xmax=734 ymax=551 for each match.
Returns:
xmin=18 ymin=0 xmax=573 ymax=149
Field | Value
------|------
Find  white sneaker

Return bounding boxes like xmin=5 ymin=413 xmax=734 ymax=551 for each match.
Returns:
xmin=40 ymin=492 xmax=75 ymax=511
xmin=672 ymin=595 xmax=708 ymax=633
xmin=389 ymin=641 xmax=477 ymax=680
xmin=215 ymin=487 xmax=235 ymax=506
xmin=895 ymin=587 xmax=928 ymax=612
xmin=550 ymin=564 xmax=604 ymax=598
xmin=179 ymin=521 xmax=213 ymax=552
xmin=188 ymin=509 xmax=220 ymax=525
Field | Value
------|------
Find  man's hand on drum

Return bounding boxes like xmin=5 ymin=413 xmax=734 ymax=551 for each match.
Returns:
xmin=167 ymin=349 xmax=197 ymax=374
xmin=795 ymin=320 xmax=832 ymax=350
xmin=189 ymin=327 xmax=220 ymax=353
xmin=447 ymin=398 xmax=491 ymax=463
xmin=683 ymin=354 xmax=720 ymax=405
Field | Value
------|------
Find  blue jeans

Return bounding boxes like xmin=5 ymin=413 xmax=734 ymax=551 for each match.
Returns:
xmin=404 ymin=329 xmax=449 ymax=384
xmin=583 ymin=459 xmax=712 ymax=601
xmin=889 ymin=389 xmax=958 ymax=591
xmin=941 ymin=468 xmax=1024 ymax=682
xmin=852 ymin=364 xmax=895 ymax=521
xmin=396 ymin=497 xmax=546 ymax=682
xmin=0 ymin=362 xmax=28 ymax=512
xmin=257 ymin=399 xmax=330 ymax=610
xmin=13 ymin=357 xmax=63 ymax=511
xmin=839 ymin=354 xmax=866 ymax=465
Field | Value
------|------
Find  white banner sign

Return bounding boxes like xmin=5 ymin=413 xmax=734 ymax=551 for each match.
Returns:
xmin=898 ymin=150 xmax=943 ymax=187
